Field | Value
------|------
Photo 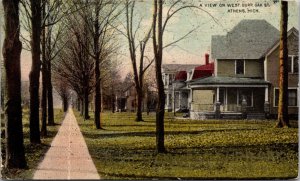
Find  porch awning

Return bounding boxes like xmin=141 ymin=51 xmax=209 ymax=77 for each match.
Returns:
xmin=188 ymin=76 xmax=270 ymax=88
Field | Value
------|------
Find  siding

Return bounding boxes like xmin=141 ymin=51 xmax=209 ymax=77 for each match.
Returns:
xmin=266 ymin=32 xmax=299 ymax=115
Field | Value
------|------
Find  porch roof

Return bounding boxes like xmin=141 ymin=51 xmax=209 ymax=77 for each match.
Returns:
xmin=188 ymin=76 xmax=269 ymax=87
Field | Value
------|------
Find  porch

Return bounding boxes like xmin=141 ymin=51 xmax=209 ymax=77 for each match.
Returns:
xmin=188 ymin=76 xmax=270 ymax=119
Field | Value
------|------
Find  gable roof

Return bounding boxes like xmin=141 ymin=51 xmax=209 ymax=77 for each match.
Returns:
xmin=162 ymin=64 xmax=199 ymax=73
xmin=211 ymin=20 xmax=280 ymax=59
xmin=265 ymin=27 xmax=299 ymax=57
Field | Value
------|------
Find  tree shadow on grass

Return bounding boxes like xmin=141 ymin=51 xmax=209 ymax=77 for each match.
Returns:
xmin=82 ymin=128 xmax=259 ymax=139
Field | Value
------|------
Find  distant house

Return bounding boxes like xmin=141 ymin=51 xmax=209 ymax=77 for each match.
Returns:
xmin=162 ymin=64 xmax=199 ymax=111
xmin=123 ymin=83 xmax=158 ymax=113
xmin=188 ymin=19 xmax=298 ymax=120
xmin=124 ymin=84 xmax=137 ymax=112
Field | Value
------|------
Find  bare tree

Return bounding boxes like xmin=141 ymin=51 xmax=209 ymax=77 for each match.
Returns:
xmin=2 ymin=0 xmax=27 ymax=168
xmin=123 ymin=0 xmax=154 ymax=122
xmin=84 ymin=0 xmax=121 ymax=128
xmin=152 ymin=0 xmax=220 ymax=152
xmin=28 ymin=0 xmax=42 ymax=144
xmin=52 ymin=13 xmax=94 ymax=119
xmin=152 ymin=0 xmax=165 ymax=153
xmin=277 ymin=1 xmax=290 ymax=127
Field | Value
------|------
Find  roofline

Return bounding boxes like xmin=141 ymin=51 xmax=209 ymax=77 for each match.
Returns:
xmin=189 ymin=84 xmax=269 ymax=88
xmin=265 ymin=27 xmax=299 ymax=57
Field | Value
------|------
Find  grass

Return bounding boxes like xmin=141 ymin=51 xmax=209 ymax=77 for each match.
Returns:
xmin=1 ymin=109 xmax=64 ymax=179
xmin=75 ymin=111 xmax=298 ymax=179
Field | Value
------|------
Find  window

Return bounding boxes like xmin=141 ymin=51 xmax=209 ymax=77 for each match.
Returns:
xmin=274 ymin=88 xmax=298 ymax=107
xmin=168 ymin=74 xmax=174 ymax=85
xmin=238 ymin=89 xmax=253 ymax=106
xmin=288 ymin=55 xmax=298 ymax=74
xmin=235 ymin=60 xmax=244 ymax=75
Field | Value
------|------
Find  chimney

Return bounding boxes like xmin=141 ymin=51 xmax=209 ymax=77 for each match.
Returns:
xmin=205 ymin=53 xmax=209 ymax=65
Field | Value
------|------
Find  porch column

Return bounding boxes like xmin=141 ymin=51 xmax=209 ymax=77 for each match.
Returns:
xmin=264 ymin=87 xmax=270 ymax=118
xmin=215 ymin=87 xmax=221 ymax=119
xmin=166 ymin=93 xmax=170 ymax=110
xmin=179 ymin=92 xmax=181 ymax=109
xmin=216 ymin=87 xmax=220 ymax=102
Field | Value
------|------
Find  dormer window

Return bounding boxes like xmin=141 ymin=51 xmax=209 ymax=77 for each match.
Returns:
xmin=288 ymin=55 xmax=298 ymax=74
xmin=235 ymin=60 xmax=245 ymax=75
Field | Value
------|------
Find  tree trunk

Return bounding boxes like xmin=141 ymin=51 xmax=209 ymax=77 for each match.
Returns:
xmin=41 ymin=1 xmax=47 ymax=137
xmin=93 ymin=4 xmax=101 ymax=129
xmin=153 ymin=0 xmax=165 ymax=153
xmin=47 ymin=29 xmax=54 ymax=126
xmin=41 ymin=66 xmax=47 ymax=136
xmin=47 ymin=68 xmax=54 ymax=125
xmin=76 ymin=98 xmax=80 ymax=111
xmin=80 ymin=98 xmax=84 ymax=116
xmin=277 ymin=1 xmax=290 ymax=128
xmin=63 ymin=97 xmax=68 ymax=112
xmin=29 ymin=0 xmax=42 ymax=144
xmin=3 ymin=0 xmax=27 ymax=168
xmin=136 ymin=88 xmax=143 ymax=122
xmin=100 ymin=82 xmax=104 ymax=112
xmin=84 ymin=87 xmax=90 ymax=120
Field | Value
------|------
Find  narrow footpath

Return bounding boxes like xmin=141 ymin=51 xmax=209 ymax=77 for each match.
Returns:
xmin=33 ymin=109 xmax=100 ymax=180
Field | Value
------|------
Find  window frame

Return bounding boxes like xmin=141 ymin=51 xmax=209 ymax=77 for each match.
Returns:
xmin=273 ymin=87 xmax=298 ymax=107
xmin=288 ymin=55 xmax=299 ymax=74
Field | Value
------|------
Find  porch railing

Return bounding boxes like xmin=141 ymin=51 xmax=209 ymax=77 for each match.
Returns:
xmin=191 ymin=103 xmax=242 ymax=113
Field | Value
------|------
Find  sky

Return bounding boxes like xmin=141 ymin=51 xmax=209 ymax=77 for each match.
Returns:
xmin=0 ymin=0 xmax=299 ymax=81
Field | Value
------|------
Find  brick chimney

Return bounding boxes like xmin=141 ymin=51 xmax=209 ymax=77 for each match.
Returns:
xmin=205 ymin=53 xmax=209 ymax=65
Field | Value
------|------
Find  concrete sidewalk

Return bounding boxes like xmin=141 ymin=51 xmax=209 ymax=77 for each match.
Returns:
xmin=33 ymin=109 xmax=100 ymax=180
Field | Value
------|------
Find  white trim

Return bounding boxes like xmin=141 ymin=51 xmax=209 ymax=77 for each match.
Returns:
xmin=288 ymin=55 xmax=299 ymax=74
xmin=216 ymin=87 xmax=220 ymax=102
xmin=234 ymin=60 xmax=236 ymax=75
xmin=215 ymin=59 xmax=218 ymax=76
xmin=265 ymin=87 xmax=269 ymax=102
xmin=273 ymin=87 xmax=299 ymax=107
xmin=264 ymin=57 xmax=268 ymax=81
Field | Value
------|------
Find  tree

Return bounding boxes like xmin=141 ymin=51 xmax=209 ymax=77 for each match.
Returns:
xmin=152 ymin=0 xmax=220 ymax=152
xmin=277 ymin=1 xmax=290 ymax=128
xmin=28 ymin=0 xmax=42 ymax=144
xmin=122 ymin=0 xmax=154 ymax=122
xmin=84 ymin=0 xmax=120 ymax=129
xmin=2 ymin=0 xmax=27 ymax=168
xmin=152 ymin=0 xmax=165 ymax=153
xmin=53 ymin=78 xmax=71 ymax=112
xmin=52 ymin=12 xmax=94 ymax=119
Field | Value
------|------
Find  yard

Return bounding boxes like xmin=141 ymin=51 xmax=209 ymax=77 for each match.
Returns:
xmin=1 ymin=109 xmax=64 ymax=179
xmin=75 ymin=111 xmax=298 ymax=179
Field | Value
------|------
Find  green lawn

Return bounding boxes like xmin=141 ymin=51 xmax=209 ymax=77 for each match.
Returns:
xmin=75 ymin=111 xmax=298 ymax=179
xmin=1 ymin=109 xmax=64 ymax=179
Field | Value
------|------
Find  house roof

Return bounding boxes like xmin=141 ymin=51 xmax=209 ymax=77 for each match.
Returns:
xmin=162 ymin=64 xmax=199 ymax=73
xmin=189 ymin=76 xmax=269 ymax=86
xmin=265 ymin=27 xmax=299 ymax=56
xmin=192 ymin=62 xmax=214 ymax=80
xmin=175 ymin=71 xmax=187 ymax=81
xmin=211 ymin=20 xmax=280 ymax=59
